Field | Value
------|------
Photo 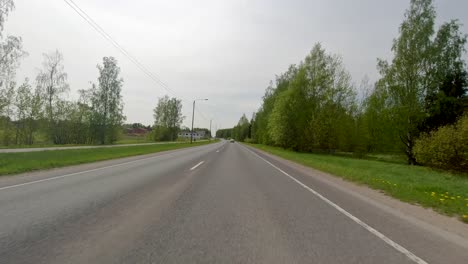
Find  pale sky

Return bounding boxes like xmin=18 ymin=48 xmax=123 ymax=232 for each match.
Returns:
xmin=4 ymin=0 xmax=468 ymax=131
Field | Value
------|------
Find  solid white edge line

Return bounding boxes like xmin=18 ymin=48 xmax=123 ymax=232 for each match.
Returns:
xmin=190 ymin=161 xmax=205 ymax=171
xmin=0 ymin=143 xmax=219 ymax=191
xmin=243 ymin=146 xmax=428 ymax=264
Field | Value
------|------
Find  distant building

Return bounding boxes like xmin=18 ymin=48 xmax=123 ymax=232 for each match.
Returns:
xmin=125 ymin=127 xmax=150 ymax=136
xmin=178 ymin=130 xmax=206 ymax=140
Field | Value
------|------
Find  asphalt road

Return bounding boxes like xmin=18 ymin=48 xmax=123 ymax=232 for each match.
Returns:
xmin=0 ymin=141 xmax=466 ymax=263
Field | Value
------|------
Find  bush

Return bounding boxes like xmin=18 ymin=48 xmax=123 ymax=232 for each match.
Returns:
xmin=243 ymin=138 xmax=255 ymax=143
xmin=414 ymin=115 xmax=467 ymax=172
xmin=147 ymin=126 xmax=179 ymax=142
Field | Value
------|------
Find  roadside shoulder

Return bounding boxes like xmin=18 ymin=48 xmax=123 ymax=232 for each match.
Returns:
xmin=244 ymin=144 xmax=468 ymax=248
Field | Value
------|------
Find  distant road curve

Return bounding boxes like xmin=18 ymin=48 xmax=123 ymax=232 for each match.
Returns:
xmin=0 ymin=140 xmax=208 ymax=153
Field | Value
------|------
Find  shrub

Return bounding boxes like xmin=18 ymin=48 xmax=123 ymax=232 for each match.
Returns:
xmin=243 ymin=137 xmax=256 ymax=143
xmin=414 ymin=115 xmax=467 ymax=172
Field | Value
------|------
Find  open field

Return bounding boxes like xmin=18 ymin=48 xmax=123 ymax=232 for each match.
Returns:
xmin=0 ymin=143 xmax=88 ymax=149
xmin=115 ymin=134 xmax=152 ymax=144
xmin=0 ymin=141 xmax=214 ymax=176
xmin=246 ymin=143 xmax=468 ymax=222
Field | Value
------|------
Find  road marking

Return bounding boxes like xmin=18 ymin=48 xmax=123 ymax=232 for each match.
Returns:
xmin=0 ymin=143 xmax=220 ymax=191
xmin=216 ymin=150 xmax=220 ymax=153
xmin=243 ymin=146 xmax=428 ymax=264
xmin=0 ymin=154 xmax=176 ymax=191
xmin=190 ymin=161 xmax=205 ymax=171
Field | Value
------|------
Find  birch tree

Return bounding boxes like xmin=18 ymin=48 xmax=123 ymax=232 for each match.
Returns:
xmin=36 ymin=50 xmax=69 ymax=124
xmin=92 ymin=57 xmax=125 ymax=144
xmin=0 ymin=0 xmax=27 ymax=145
xmin=377 ymin=0 xmax=436 ymax=164
xmin=13 ymin=79 xmax=41 ymax=144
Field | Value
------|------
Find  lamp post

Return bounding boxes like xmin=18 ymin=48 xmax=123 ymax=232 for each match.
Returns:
xmin=191 ymin=98 xmax=208 ymax=144
xmin=209 ymin=119 xmax=212 ymax=141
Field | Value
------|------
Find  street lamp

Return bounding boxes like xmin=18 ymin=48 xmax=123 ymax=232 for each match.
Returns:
xmin=209 ymin=119 xmax=212 ymax=141
xmin=191 ymin=98 xmax=208 ymax=144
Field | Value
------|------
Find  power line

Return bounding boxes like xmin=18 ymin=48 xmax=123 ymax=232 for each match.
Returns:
xmin=63 ymin=0 xmax=213 ymax=125
xmin=196 ymin=108 xmax=209 ymax=121
xmin=63 ymin=0 xmax=179 ymax=96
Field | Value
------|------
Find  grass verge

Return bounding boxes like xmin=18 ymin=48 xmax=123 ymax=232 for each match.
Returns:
xmin=0 ymin=141 xmax=214 ymax=176
xmin=0 ymin=143 xmax=88 ymax=149
xmin=246 ymin=143 xmax=468 ymax=223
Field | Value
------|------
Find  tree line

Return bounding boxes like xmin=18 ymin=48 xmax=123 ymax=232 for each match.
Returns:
xmin=228 ymin=0 xmax=467 ymax=171
xmin=0 ymin=1 xmax=196 ymax=146
xmin=0 ymin=1 xmax=127 ymax=146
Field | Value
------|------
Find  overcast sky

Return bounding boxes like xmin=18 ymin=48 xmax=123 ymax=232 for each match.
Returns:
xmin=4 ymin=0 xmax=468 ymax=130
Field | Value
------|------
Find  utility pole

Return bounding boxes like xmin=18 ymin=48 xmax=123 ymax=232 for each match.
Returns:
xmin=209 ymin=119 xmax=212 ymax=140
xmin=191 ymin=99 xmax=208 ymax=144
xmin=191 ymin=100 xmax=195 ymax=144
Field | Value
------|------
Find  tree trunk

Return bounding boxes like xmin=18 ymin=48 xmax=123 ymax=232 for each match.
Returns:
xmin=404 ymin=132 xmax=418 ymax=165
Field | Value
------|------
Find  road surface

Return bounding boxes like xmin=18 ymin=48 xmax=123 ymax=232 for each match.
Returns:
xmin=0 ymin=141 xmax=466 ymax=263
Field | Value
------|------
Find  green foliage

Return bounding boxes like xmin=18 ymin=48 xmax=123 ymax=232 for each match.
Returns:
xmin=216 ymin=128 xmax=232 ymax=139
xmin=376 ymin=0 xmax=467 ymax=164
xmin=362 ymin=83 xmax=401 ymax=153
xmin=0 ymin=6 xmax=27 ymax=146
xmin=231 ymin=114 xmax=250 ymax=142
xmin=14 ymin=79 xmax=42 ymax=144
xmin=421 ymin=69 xmax=467 ymax=132
xmin=123 ymin=123 xmax=151 ymax=129
xmin=0 ymin=0 xmax=466 ymax=179
xmin=268 ymin=86 xmax=302 ymax=149
xmin=91 ymin=57 xmax=126 ymax=144
xmin=414 ymin=115 xmax=468 ymax=171
xmin=375 ymin=0 xmax=436 ymax=164
xmin=237 ymin=0 xmax=468 ymax=175
xmin=253 ymin=66 xmax=298 ymax=145
xmin=243 ymin=137 xmax=255 ymax=143
xmin=149 ymin=125 xmax=172 ymax=141
xmin=36 ymin=50 xmax=70 ymax=144
xmin=0 ymin=3 xmax=131 ymax=148
xmin=250 ymin=43 xmax=358 ymax=152
xmin=151 ymin=95 xmax=184 ymax=141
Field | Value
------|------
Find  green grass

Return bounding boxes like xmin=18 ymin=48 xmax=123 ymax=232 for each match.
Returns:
xmin=246 ymin=143 xmax=468 ymax=223
xmin=0 ymin=143 xmax=88 ymax=149
xmin=115 ymin=134 xmax=152 ymax=144
xmin=0 ymin=141 xmax=214 ymax=176
xmin=115 ymin=139 xmax=153 ymax=144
